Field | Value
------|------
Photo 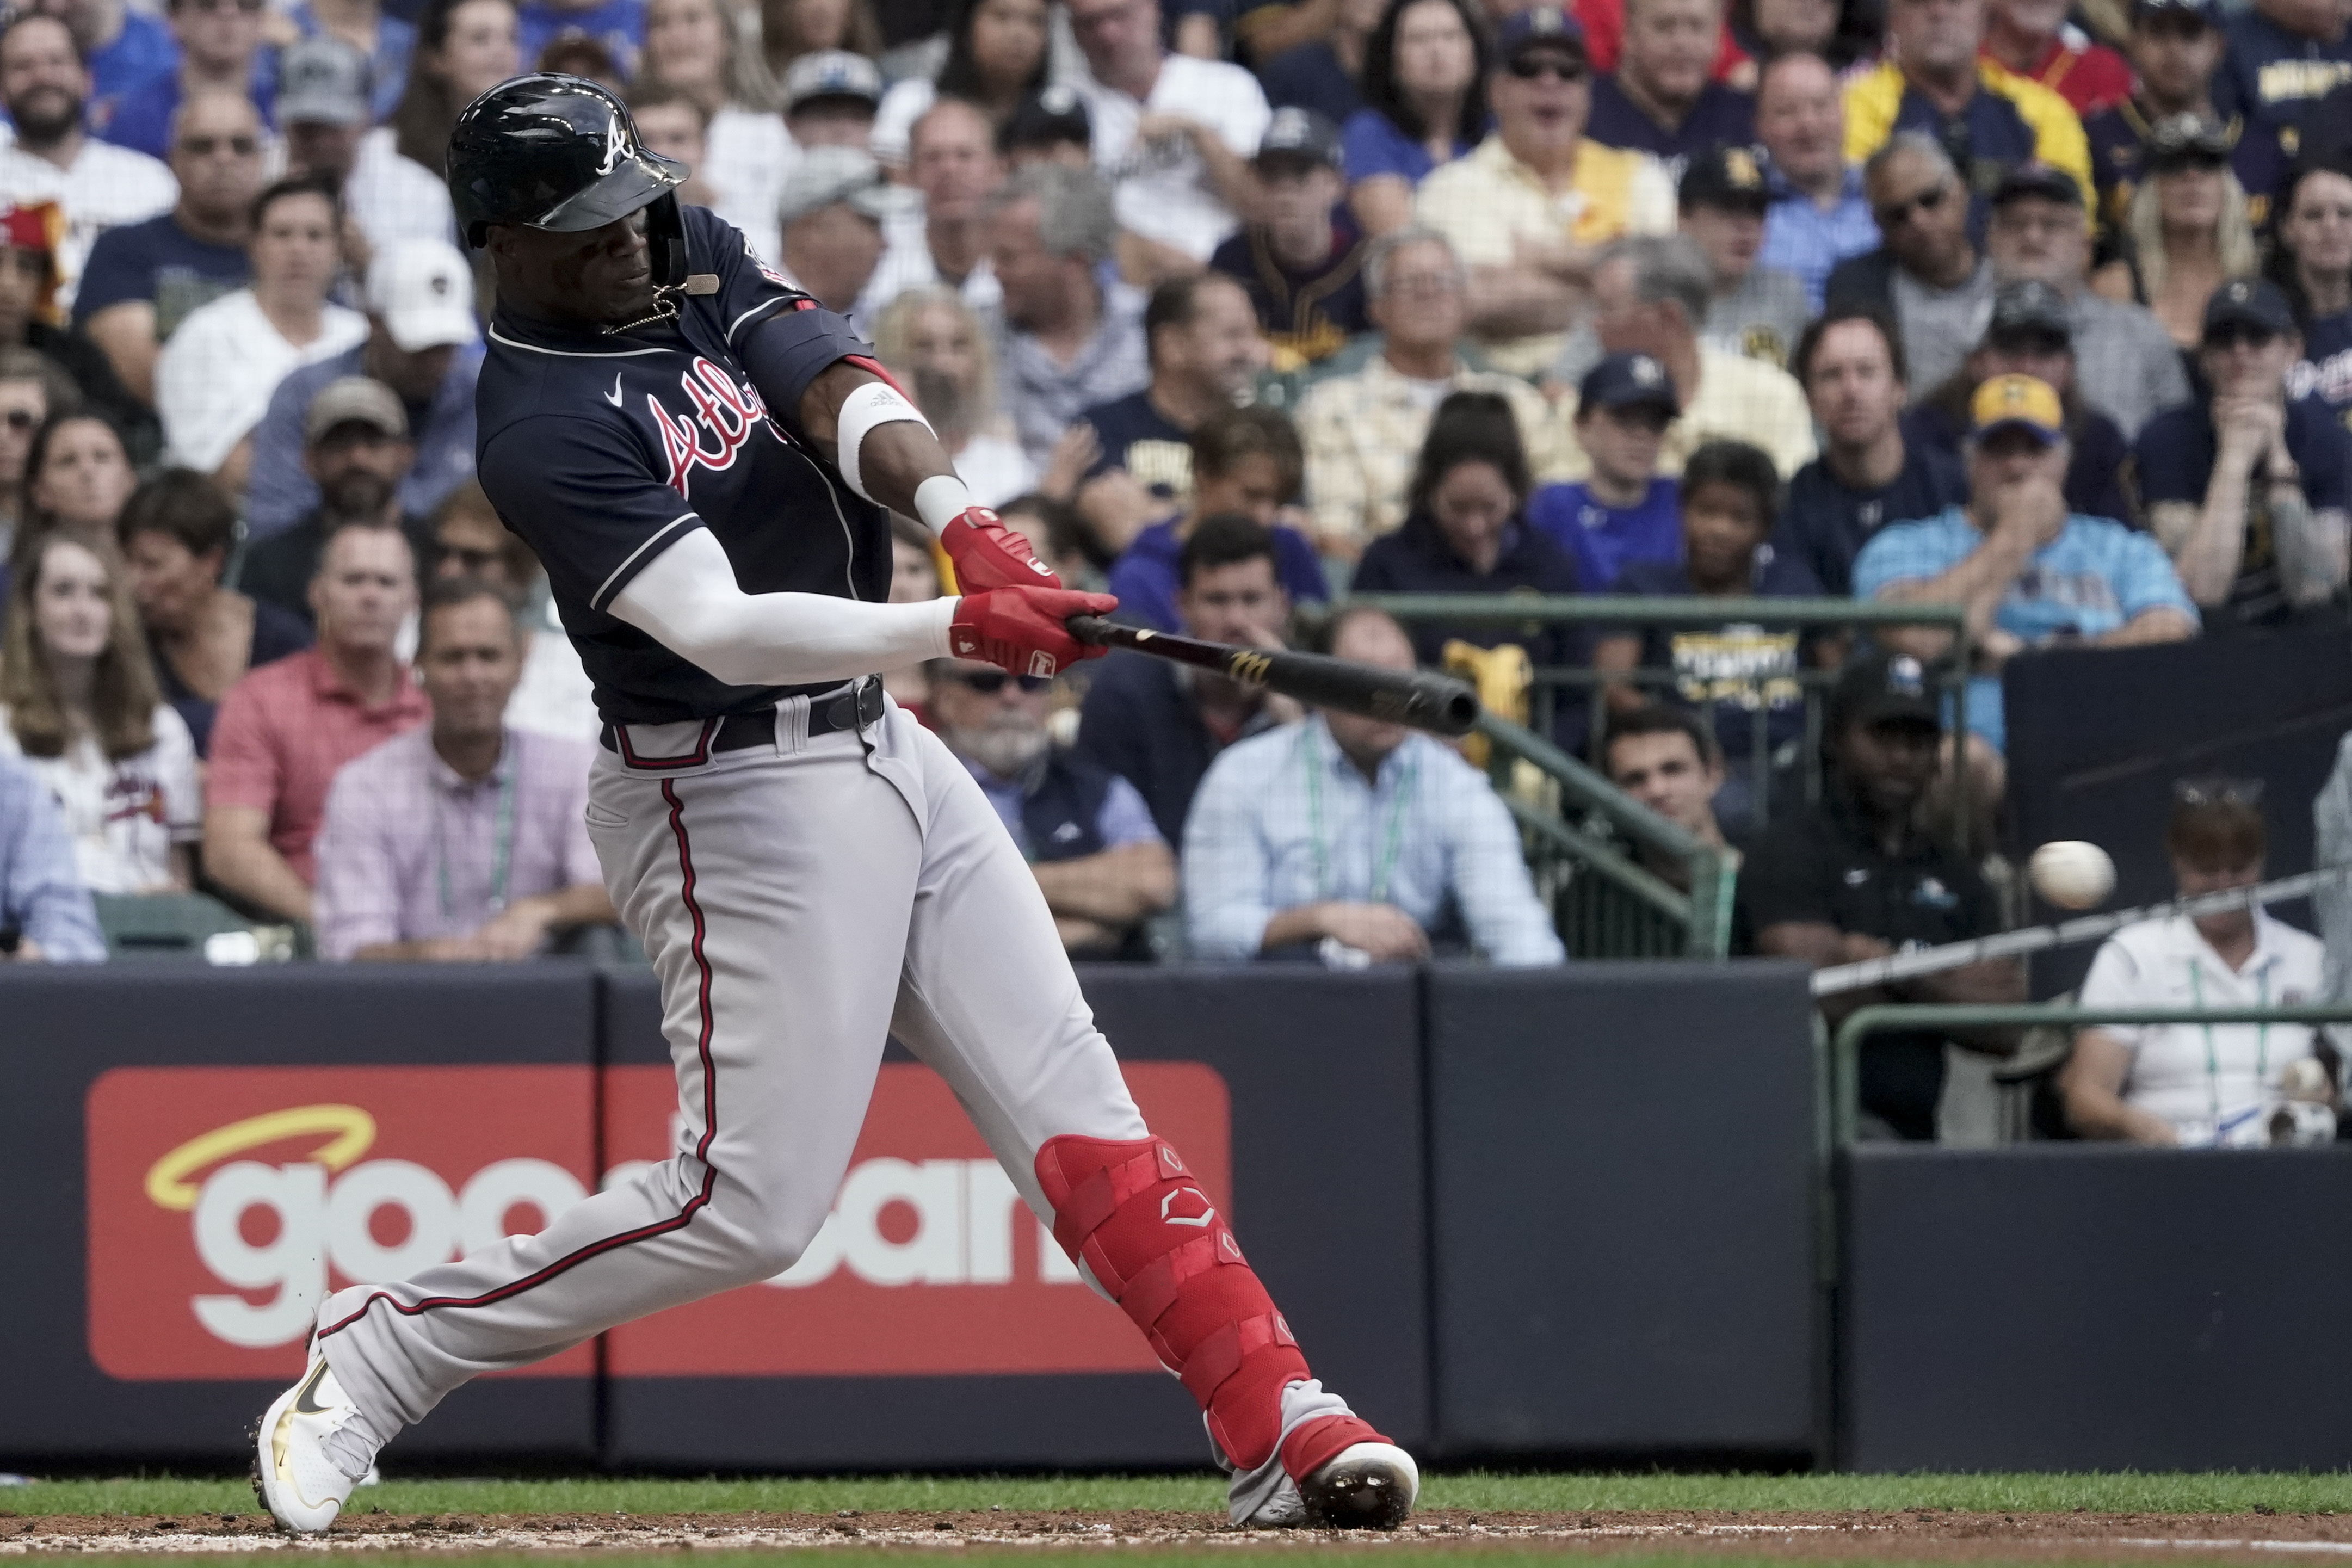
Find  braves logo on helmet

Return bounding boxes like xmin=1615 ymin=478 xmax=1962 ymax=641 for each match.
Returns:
xmin=650 ymin=357 xmax=777 ymax=496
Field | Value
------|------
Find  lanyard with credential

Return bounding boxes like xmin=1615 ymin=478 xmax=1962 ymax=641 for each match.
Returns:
xmin=2190 ymin=953 xmax=2271 ymax=1138
xmin=1303 ymin=724 xmax=1417 ymax=904
xmin=436 ymin=767 xmax=517 ymax=919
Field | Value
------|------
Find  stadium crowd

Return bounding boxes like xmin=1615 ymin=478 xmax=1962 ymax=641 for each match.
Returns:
xmin=0 ymin=0 xmax=2347 ymax=1135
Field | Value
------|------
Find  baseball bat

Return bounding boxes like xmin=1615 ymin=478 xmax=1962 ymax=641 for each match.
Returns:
xmin=1066 ymin=615 xmax=1481 ymax=737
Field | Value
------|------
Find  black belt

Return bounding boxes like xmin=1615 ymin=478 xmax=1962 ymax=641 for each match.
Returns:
xmin=601 ymin=679 xmax=883 ymax=761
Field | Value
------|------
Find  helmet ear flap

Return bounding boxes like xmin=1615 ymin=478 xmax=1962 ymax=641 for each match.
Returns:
xmin=645 ymin=192 xmax=687 ymax=289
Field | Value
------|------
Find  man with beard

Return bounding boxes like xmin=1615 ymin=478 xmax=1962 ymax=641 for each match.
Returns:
xmin=239 ymin=377 xmax=436 ymax=624
xmin=924 ymin=656 xmax=1175 ymax=958
xmin=0 ymin=14 xmax=175 ymax=312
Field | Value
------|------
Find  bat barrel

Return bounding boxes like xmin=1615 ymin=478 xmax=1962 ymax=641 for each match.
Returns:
xmin=1066 ymin=615 xmax=1480 ymax=737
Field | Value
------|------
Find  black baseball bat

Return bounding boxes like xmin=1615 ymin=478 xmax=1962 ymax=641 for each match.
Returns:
xmin=1066 ymin=615 xmax=1481 ymax=737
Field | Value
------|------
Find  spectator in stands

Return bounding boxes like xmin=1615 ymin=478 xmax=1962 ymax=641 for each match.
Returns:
xmin=100 ymin=0 xmax=277 ymax=163
xmin=1678 ymin=144 xmax=1807 ymax=371
xmin=2065 ymin=781 xmax=2328 ymax=1145
xmin=1594 ymin=439 xmax=1819 ymax=834
xmin=242 ymin=379 xmax=436 ymax=627
xmin=1257 ymin=0 xmax=1386 ymax=128
xmin=0 ymin=14 xmax=177 ymax=313
xmin=1780 ymin=307 xmax=1968 ymax=597
xmin=24 ymin=410 xmax=134 ymax=537
xmin=1839 ymin=0 xmax=2091 ymax=222
xmin=382 ymin=0 xmax=522 ymax=217
xmin=925 ymin=656 xmax=1175 ymax=957
xmin=156 ymin=175 xmax=367 ymax=495
xmin=312 ymin=577 xmax=612 ymax=961
xmin=1826 ymin=135 xmax=1994 ymax=398
xmin=1984 ymin=162 xmax=2189 ymax=436
xmin=1601 ymin=702 xmax=1733 ymax=886
xmin=1585 ymin=0 xmax=1754 ymax=160
xmin=1106 ymin=408 xmax=1328 ymax=630
xmin=1740 ymin=652 xmax=2024 ymax=1140
xmin=782 ymin=49 xmax=884 ymax=153
xmin=863 ymin=100 xmax=1005 ymax=322
xmin=758 ymin=0 xmax=881 ymax=83
xmin=28 ymin=0 xmax=178 ymax=137
xmin=2277 ymin=160 xmax=2352 ymax=424
xmin=1295 ymin=226 xmax=1560 ymax=558
xmin=287 ymin=0 xmax=411 ymax=123
xmin=1528 ymin=350 xmax=1680 ymax=589
xmin=1341 ymin=0 xmax=1484 ymax=236
xmin=1980 ymin=0 xmax=2131 ymax=116
xmin=2084 ymin=0 xmax=2287 ymax=242
xmin=1858 ymin=374 xmax=2199 ymax=763
xmin=0 ymin=529 xmax=197 ymax=893
xmin=986 ymin=163 xmax=1149 ymax=465
xmin=0 ymin=202 xmax=145 ymax=438
xmin=117 ymin=467 xmax=309 ymax=755
xmin=871 ymin=287 xmax=1036 ymax=508
xmin=424 ymin=480 xmax=595 ymax=742
xmin=1077 ymin=514 xmax=1301 ymax=845
xmin=1756 ymin=52 xmax=1876 ymax=308
xmin=202 ymin=519 xmax=425 ymax=923
xmin=2135 ymin=278 xmax=2352 ymax=628
xmin=638 ymin=0 xmax=787 ymax=262
xmin=1575 ymin=233 xmax=1816 ymax=478
xmin=774 ymin=147 xmax=893 ymax=320
xmin=1415 ymin=6 xmax=1675 ymax=378
xmin=1076 ymin=273 xmax=1267 ymax=552
xmin=246 ymin=238 xmax=481 ymax=542
xmin=75 ymin=90 xmax=260 ymax=412
xmin=277 ymin=35 xmax=450 ymax=267
xmin=1208 ymin=109 xmax=1369 ymax=373
xmin=1900 ymin=278 xmax=2136 ymax=527
xmin=1002 ymin=489 xmax=1109 ymax=587
xmin=871 ymin=0 xmax=1050 ymax=171
xmin=0 ymin=748 xmax=103 ymax=959
xmin=516 ymin=0 xmax=645 ymax=81
xmin=0 ymin=349 xmax=74 ymax=573
xmin=2213 ymin=0 xmax=2352 ymax=151
xmin=2091 ymin=114 xmax=2258 ymax=351
xmin=1069 ymin=0 xmax=1270 ymax=273
xmin=625 ymin=84 xmax=721 ymax=213
xmin=1184 ymin=603 xmax=1565 ymax=966
xmin=998 ymin=84 xmax=1094 ymax=169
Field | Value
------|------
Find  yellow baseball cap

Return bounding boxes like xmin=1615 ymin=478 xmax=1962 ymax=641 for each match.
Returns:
xmin=1969 ymin=373 xmax=2064 ymax=445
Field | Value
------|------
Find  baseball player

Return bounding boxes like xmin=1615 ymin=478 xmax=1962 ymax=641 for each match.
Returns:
xmin=251 ymin=76 xmax=1416 ymax=1534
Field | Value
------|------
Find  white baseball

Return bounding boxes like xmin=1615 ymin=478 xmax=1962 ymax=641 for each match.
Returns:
xmin=2029 ymin=840 xmax=2115 ymax=910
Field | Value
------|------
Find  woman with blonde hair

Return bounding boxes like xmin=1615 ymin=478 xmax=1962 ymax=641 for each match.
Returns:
xmin=869 ymin=286 xmax=1043 ymax=505
xmin=0 ymin=529 xmax=200 ymax=894
xmin=639 ymin=0 xmax=793 ymax=261
xmin=2092 ymin=115 xmax=2259 ymax=353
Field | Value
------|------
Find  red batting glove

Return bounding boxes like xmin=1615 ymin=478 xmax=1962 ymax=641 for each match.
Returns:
xmin=949 ymin=587 xmax=1118 ymax=676
xmin=940 ymin=505 xmax=1061 ymax=591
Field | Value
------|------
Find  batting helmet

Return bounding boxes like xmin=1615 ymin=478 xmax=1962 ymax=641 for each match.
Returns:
xmin=445 ymin=74 xmax=687 ymax=250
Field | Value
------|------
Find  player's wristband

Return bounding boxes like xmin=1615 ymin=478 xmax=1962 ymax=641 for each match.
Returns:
xmin=915 ymin=473 xmax=978 ymax=533
xmin=835 ymin=379 xmax=932 ymax=504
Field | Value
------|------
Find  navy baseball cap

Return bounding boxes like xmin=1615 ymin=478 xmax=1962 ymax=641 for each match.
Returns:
xmin=1577 ymin=351 xmax=1680 ymax=417
xmin=1991 ymin=162 xmax=2084 ymax=209
xmin=1255 ymin=107 xmax=1342 ymax=172
xmin=1496 ymin=5 xmax=1587 ymax=60
xmin=2203 ymin=277 xmax=2297 ymax=339
xmin=1985 ymin=279 xmax=2072 ymax=343
xmin=2146 ymin=112 xmax=2233 ymax=170
xmin=2134 ymin=0 xmax=2218 ymax=25
xmin=1002 ymin=84 xmax=1090 ymax=152
xmin=1829 ymin=652 xmax=1941 ymax=734
xmin=1679 ymin=143 xmax=1771 ymax=211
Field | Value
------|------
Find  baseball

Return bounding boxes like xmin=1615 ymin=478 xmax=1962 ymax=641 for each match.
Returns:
xmin=2029 ymin=841 xmax=2116 ymax=910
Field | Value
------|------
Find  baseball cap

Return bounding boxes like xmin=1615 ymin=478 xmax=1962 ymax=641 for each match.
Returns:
xmin=1678 ymin=143 xmax=1770 ymax=212
xmin=1002 ymin=84 xmax=1089 ymax=152
xmin=1828 ymin=652 xmax=1941 ymax=734
xmin=1577 ymin=351 xmax=1680 ymax=417
xmin=1985 ymin=279 xmax=2071 ymax=343
xmin=778 ymin=145 xmax=898 ymax=225
xmin=277 ymin=34 xmax=371 ymax=127
xmin=2134 ymin=0 xmax=2218 ymax=26
xmin=1496 ymin=4 xmax=1586 ymax=60
xmin=1254 ymin=106 xmax=1341 ymax=172
xmin=783 ymin=49 xmax=883 ymax=113
xmin=1990 ymin=162 xmax=2084 ymax=209
xmin=1970 ymin=373 xmax=2066 ymax=445
xmin=365 ymin=237 xmax=478 ymax=352
xmin=304 ymin=376 xmax=408 ymax=446
xmin=2202 ymin=276 xmax=2297 ymax=339
xmin=2146 ymin=111 xmax=2233 ymax=170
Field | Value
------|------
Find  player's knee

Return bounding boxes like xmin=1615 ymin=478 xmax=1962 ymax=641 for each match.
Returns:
xmin=727 ymin=1196 xmax=832 ymax=1282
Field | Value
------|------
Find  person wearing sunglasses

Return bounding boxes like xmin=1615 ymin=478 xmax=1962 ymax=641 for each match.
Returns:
xmin=97 ymin=0 xmax=278 ymax=163
xmin=1826 ymin=133 xmax=1993 ymax=400
xmin=1413 ymin=4 xmax=1676 ymax=380
xmin=2133 ymin=277 xmax=2352 ymax=627
xmin=2088 ymin=112 xmax=2259 ymax=353
xmin=2082 ymin=0 xmax=2288 ymax=244
xmin=924 ymin=656 xmax=1175 ymax=959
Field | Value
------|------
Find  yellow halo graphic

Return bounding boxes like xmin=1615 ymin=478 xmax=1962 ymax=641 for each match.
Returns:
xmin=144 ymin=1105 xmax=378 ymax=1212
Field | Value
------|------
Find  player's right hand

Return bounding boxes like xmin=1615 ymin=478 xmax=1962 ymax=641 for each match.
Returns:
xmin=949 ymin=587 xmax=1117 ymax=676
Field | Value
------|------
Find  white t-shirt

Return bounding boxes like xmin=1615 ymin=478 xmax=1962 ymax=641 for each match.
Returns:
xmin=155 ymin=288 xmax=371 ymax=474
xmin=708 ymin=105 xmax=794 ymax=270
xmin=347 ymin=127 xmax=458 ymax=254
xmin=0 ymin=703 xmax=199 ymax=894
xmin=0 ymin=136 xmax=176 ymax=311
xmin=2078 ymin=911 xmax=2329 ymax=1146
xmin=953 ymin=431 xmax=1036 ymax=507
xmin=1078 ymin=53 xmax=1269 ymax=261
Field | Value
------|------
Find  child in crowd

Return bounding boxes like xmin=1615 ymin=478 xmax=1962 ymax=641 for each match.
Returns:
xmin=1528 ymin=353 xmax=1682 ymax=590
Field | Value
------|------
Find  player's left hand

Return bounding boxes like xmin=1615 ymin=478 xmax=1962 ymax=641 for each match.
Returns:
xmin=941 ymin=506 xmax=1061 ymax=591
xmin=950 ymin=586 xmax=1117 ymax=675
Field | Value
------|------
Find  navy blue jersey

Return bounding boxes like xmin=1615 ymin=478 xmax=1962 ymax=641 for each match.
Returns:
xmin=1206 ymin=214 xmax=1371 ymax=370
xmin=1079 ymin=390 xmax=1194 ymax=499
xmin=2212 ymin=8 xmax=2352 ymax=150
xmin=1582 ymin=75 xmax=1755 ymax=172
xmin=475 ymin=203 xmax=886 ymax=726
xmin=2293 ymin=308 xmax=2352 ymax=431
xmin=2084 ymin=99 xmax=2291 ymax=236
xmin=1775 ymin=444 xmax=1966 ymax=596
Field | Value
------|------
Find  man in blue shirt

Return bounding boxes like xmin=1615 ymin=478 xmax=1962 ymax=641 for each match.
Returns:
xmin=1183 ymin=604 xmax=1564 ymax=966
xmin=1584 ymin=0 xmax=1754 ymax=170
xmin=1755 ymin=52 xmax=1878 ymax=307
xmin=1529 ymin=350 xmax=1681 ymax=588
xmin=0 ymin=750 xmax=104 ymax=962
xmin=1103 ymin=405 xmax=1327 ymax=632
xmin=100 ymin=0 xmax=277 ymax=161
xmin=2211 ymin=0 xmax=2352 ymax=153
xmin=2084 ymin=0 xmax=2291 ymax=236
xmin=1856 ymin=372 xmax=2199 ymax=756
xmin=2134 ymin=276 xmax=2352 ymax=627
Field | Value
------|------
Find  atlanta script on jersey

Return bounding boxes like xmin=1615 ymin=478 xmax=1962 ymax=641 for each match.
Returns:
xmin=474 ymin=205 xmax=887 ymax=726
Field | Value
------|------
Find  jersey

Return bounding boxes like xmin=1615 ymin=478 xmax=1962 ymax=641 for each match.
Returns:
xmin=474 ymin=203 xmax=886 ymax=727
xmin=2083 ymin=98 xmax=2291 ymax=237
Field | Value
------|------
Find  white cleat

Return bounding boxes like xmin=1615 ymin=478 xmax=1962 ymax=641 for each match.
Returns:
xmin=251 ymin=1349 xmax=379 ymax=1534
xmin=1300 ymin=1441 xmax=1419 ymax=1529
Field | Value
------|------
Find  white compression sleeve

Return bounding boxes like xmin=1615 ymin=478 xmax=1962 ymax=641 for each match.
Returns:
xmin=609 ymin=526 xmax=955 ymax=688
xmin=834 ymin=379 xmax=931 ymax=503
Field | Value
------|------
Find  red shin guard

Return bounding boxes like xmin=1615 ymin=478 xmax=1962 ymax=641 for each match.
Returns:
xmin=1034 ymin=1135 xmax=1383 ymax=1475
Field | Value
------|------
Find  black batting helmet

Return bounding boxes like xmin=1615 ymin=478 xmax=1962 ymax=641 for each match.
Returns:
xmin=446 ymin=74 xmax=686 ymax=250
